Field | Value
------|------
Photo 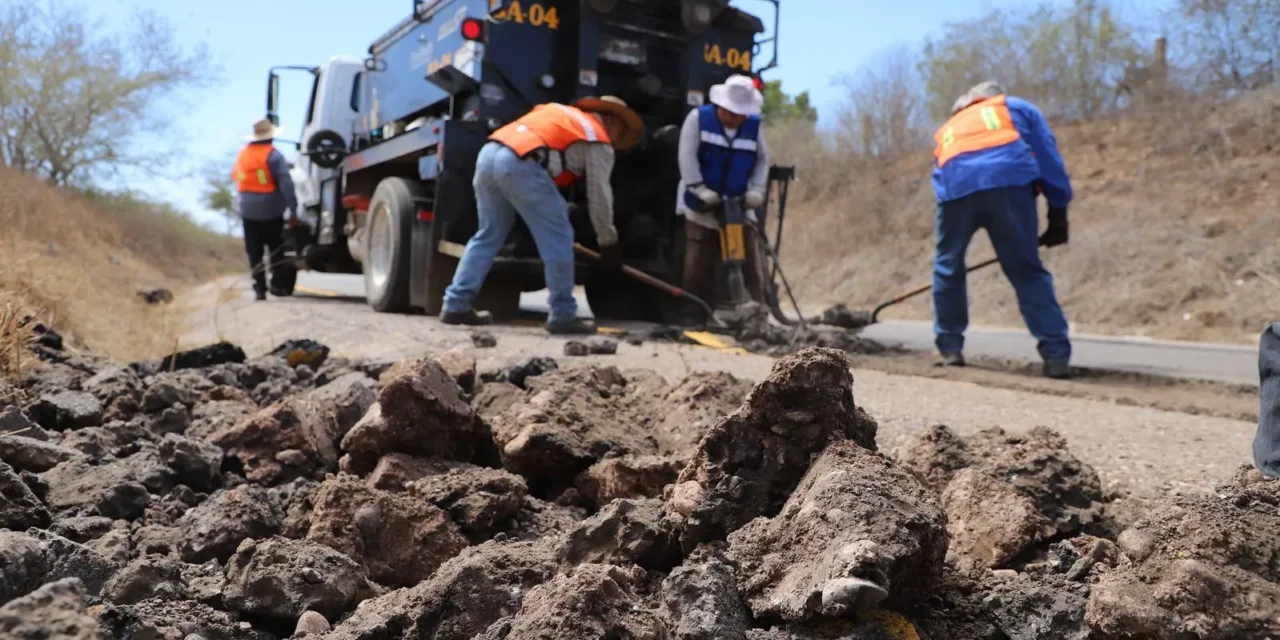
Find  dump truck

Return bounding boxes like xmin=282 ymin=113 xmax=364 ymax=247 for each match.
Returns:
xmin=268 ymin=0 xmax=794 ymax=323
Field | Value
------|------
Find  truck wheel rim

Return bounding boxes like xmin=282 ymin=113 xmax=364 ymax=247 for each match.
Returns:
xmin=368 ymin=203 xmax=393 ymax=293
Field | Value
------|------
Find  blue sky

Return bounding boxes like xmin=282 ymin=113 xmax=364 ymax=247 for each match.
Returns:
xmin=84 ymin=0 xmax=1155 ymax=226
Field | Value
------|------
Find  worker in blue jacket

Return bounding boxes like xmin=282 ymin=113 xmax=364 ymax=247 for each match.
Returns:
xmin=930 ymin=81 xmax=1073 ymax=379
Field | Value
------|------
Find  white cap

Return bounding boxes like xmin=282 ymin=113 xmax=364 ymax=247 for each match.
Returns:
xmin=709 ymin=75 xmax=764 ymax=117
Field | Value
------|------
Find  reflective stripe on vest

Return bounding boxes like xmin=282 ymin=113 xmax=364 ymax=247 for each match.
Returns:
xmin=696 ymin=104 xmax=760 ymax=197
xmin=489 ymin=103 xmax=613 ymax=188
xmin=233 ymin=144 xmax=278 ymax=194
xmin=933 ymin=95 xmax=1020 ymax=168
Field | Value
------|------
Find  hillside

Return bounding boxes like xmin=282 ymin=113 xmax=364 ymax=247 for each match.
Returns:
xmin=772 ymin=90 xmax=1280 ymax=344
xmin=0 ymin=168 xmax=240 ymax=368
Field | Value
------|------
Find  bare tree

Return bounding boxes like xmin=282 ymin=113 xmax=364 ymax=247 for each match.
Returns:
xmin=0 ymin=2 xmax=215 ymax=186
xmin=919 ymin=0 xmax=1141 ymax=122
xmin=1175 ymin=0 xmax=1280 ymax=93
xmin=834 ymin=46 xmax=930 ymax=159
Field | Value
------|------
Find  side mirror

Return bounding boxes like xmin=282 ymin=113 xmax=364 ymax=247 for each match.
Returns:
xmin=267 ymin=72 xmax=280 ymax=125
xmin=412 ymin=0 xmax=426 ymax=20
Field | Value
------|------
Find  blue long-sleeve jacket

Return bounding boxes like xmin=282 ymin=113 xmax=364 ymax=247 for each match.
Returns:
xmin=931 ymin=96 xmax=1073 ymax=208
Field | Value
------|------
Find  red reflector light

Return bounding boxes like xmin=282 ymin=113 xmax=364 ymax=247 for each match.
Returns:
xmin=752 ymin=76 xmax=765 ymax=91
xmin=341 ymin=195 xmax=371 ymax=212
xmin=417 ymin=210 xmax=434 ymax=222
xmin=461 ymin=18 xmax=484 ymax=41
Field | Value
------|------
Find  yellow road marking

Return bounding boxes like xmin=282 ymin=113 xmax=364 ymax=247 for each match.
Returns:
xmin=293 ymin=284 xmax=338 ymax=298
xmin=683 ymin=330 xmax=749 ymax=355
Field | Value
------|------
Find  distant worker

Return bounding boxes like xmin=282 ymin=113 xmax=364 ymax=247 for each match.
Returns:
xmin=931 ymin=81 xmax=1073 ymax=378
xmin=441 ymin=96 xmax=644 ymax=335
xmin=677 ymin=75 xmax=771 ymax=323
xmin=233 ymin=117 xmax=299 ymax=301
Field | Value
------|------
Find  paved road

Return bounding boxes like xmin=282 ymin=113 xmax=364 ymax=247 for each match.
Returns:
xmin=294 ymin=272 xmax=1260 ymax=386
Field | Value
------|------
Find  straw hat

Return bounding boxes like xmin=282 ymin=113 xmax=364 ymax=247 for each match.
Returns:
xmin=572 ymin=96 xmax=645 ymax=150
xmin=246 ymin=117 xmax=284 ymax=142
xmin=709 ymin=75 xmax=764 ymax=117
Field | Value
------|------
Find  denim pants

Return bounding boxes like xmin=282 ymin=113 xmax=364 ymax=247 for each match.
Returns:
xmin=933 ymin=185 xmax=1071 ymax=363
xmin=443 ymin=142 xmax=578 ymax=322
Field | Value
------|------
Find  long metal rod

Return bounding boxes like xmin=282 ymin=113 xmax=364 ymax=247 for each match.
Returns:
xmin=573 ymin=243 xmax=729 ymax=329
xmin=870 ymin=257 xmax=1000 ymax=323
xmin=750 ymin=221 xmax=805 ymax=329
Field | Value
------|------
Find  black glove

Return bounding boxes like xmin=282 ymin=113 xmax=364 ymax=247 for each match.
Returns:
xmin=1039 ymin=206 xmax=1069 ymax=247
xmin=597 ymin=244 xmax=623 ymax=270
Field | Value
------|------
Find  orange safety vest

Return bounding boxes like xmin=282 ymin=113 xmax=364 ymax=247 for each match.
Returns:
xmin=489 ymin=104 xmax=613 ymax=188
xmin=933 ymin=95 xmax=1021 ymax=168
xmin=232 ymin=144 xmax=278 ymax=194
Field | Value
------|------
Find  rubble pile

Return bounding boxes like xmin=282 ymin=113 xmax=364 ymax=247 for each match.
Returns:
xmin=1 ymin=339 xmax=1278 ymax=639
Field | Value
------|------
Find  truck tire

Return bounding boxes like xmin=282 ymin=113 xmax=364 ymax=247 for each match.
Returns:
xmin=363 ymin=177 xmax=424 ymax=313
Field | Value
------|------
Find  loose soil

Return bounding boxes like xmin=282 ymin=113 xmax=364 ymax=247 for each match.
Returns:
xmin=7 ymin=328 xmax=1271 ymax=638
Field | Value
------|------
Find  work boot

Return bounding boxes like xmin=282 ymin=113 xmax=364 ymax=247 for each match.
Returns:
xmin=940 ymin=352 xmax=966 ymax=367
xmin=254 ymin=290 xmax=268 ymax=302
xmin=546 ymin=317 xmax=598 ymax=335
xmin=1043 ymin=360 xmax=1071 ymax=379
xmin=441 ymin=309 xmax=494 ymax=326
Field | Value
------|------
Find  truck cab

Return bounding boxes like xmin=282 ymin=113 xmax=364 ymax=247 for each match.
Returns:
xmin=270 ymin=0 xmax=784 ymax=323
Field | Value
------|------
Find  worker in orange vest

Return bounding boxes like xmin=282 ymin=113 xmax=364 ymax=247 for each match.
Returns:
xmin=232 ymin=117 xmax=299 ymax=301
xmin=931 ymin=81 xmax=1073 ymax=378
xmin=441 ymin=96 xmax=644 ymax=334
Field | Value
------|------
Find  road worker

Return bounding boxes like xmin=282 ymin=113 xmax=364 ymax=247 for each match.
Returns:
xmin=1257 ymin=322 xmax=1280 ymax=479
xmin=677 ymin=75 xmax=772 ymax=323
xmin=931 ymin=81 xmax=1073 ymax=379
xmin=233 ymin=118 xmax=299 ymax=301
xmin=441 ymin=96 xmax=644 ymax=335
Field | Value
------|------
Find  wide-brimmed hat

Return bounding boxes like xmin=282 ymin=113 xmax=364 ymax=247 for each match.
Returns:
xmin=572 ymin=96 xmax=644 ymax=150
xmin=246 ymin=117 xmax=284 ymax=142
xmin=709 ymin=75 xmax=764 ymax=117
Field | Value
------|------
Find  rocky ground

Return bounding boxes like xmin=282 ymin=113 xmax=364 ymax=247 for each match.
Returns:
xmin=1 ymin=333 xmax=1277 ymax=639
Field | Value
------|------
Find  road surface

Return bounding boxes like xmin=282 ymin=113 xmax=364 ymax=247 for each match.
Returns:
xmin=292 ymin=272 xmax=1260 ymax=386
xmin=180 ymin=273 xmax=1259 ymax=500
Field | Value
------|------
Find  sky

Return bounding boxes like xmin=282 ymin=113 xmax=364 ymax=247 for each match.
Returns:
xmin=80 ymin=0 xmax=1122 ymax=226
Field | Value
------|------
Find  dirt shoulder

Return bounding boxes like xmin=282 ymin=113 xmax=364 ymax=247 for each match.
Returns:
xmin=180 ymin=278 xmax=1259 ymax=500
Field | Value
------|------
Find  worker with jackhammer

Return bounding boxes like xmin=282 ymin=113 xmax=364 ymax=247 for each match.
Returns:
xmin=677 ymin=74 xmax=771 ymax=325
xmin=441 ymin=96 xmax=644 ymax=335
xmin=232 ymin=117 xmax=299 ymax=301
xmin=931 ymin=81 xmax=1073 ymax=379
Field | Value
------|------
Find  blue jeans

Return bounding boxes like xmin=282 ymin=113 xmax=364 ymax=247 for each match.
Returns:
xmin=443 ymin=142 xmax=578 ymax=322
xmin=933 ymin=186 xmax=1071 ymax=363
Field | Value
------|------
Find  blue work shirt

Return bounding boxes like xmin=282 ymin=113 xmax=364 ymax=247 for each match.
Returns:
xmin=931 ymin=96 xmax=1073 ymax=208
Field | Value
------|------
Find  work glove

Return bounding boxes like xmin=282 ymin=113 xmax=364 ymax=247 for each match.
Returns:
xmin=683 ymin=184 xmax=721 ymax=213
xmin=744 ymin=189 xmax=765 ymax=210
xmin=1039 ymin=206 xmax=1069 ymax=247
xmin=597 ymin=243 xmax=623 ymax=270
xmin=285 ymin=210 xmax=299 ymax=229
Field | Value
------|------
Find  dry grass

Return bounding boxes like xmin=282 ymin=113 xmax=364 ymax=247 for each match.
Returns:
xmin=0 ymin=167 xmax=240 ymax=371
xmin=770 ymin=89 xmax=1280 ymax=344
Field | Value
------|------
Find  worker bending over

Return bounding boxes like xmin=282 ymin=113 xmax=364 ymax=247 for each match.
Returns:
xmin=441 ymin=96 xmax=644 ymax=335
xmin=677 ymin=75 xmax=771 ymax=322
xmin=931 ymin=81 xmax=1073 ymax=379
